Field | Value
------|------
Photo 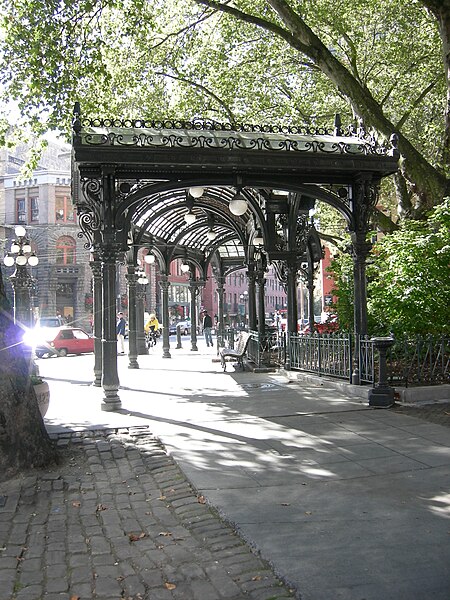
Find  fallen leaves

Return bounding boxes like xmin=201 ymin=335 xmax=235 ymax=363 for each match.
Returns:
xmin=72 ymin=501 xmax=81 ymax=508
xmin=158 ymin=531 xmax=172 ymax=537
xmin=128 ymin=532 xmax=148 ymax=542
xmin=197 ymin=495 xmax=206 ymax=504
xmin=164 ymin=582 xmax=177 ymax=590
xmin=96 ymin=504 xmax=108 ymax=512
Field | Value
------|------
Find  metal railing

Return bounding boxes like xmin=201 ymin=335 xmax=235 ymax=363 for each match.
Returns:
xmin=239 ymin=329 xmax=448 ymax=388
xmin=288 ymin=333 xmax=353 ymax=381
xmin=386 ymin=335 xmax=449 ymax=387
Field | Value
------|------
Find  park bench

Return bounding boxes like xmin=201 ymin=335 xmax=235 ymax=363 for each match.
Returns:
xmin=220 ymin=331 xmax=251 ymax=372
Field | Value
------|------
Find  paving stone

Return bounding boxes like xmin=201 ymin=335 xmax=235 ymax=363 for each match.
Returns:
xmin=0 ymin=429 xmax=295 ymax=600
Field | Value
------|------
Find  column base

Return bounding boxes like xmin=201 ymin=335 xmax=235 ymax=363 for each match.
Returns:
xmin=368 ymin=386 xmax=395 ymax=408
xmin=101 ymin=398 xmax=122 ymax=411
xmin=128 ymin=359 xmax=139 ymax=369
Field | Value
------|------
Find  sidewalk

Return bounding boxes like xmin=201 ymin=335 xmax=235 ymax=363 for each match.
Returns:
xmin=2 ymin=343 xmax=450 ymax=599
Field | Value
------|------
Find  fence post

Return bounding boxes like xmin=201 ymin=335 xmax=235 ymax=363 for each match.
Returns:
xmin=368 ymin=337 xmax=395 ymax=408
xmin=284 ymin=332 xmax=291 ymax=370
xmin=351 ymin=333 xmax=360 ymax=385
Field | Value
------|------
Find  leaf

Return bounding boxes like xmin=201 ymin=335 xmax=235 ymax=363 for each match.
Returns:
xmin=72 ymin=501 xmax=81 ymax=507
xmin=128 ymin=532 xmax=148 ymax=542
xmin=96 ymin=504 xmax=108 ymax=512
xmin=281 ymin=502 xmax=290 ymax=506
xmin=158 ymin=495 xmax=166 ymax=501
xmin=252 ymin=575 xmax=262 ymax=581
xmin=158 ymin=531 xmax=172 ymax=537
xmin=70 ymin=596 xmax=80 ymax=600
xmin=197 ymin=495 xmax=206 ymax=504
xmin=164 ymin=582 xmax=177 ymax=590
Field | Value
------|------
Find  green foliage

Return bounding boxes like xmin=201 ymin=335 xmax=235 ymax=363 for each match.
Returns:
xmin=330 ymin=198 xmax=450 ymax=335
xmin=327 ymin=248 xmax=354 ymax=331
xmin=368 ymin=197 xmax=450 ymax=335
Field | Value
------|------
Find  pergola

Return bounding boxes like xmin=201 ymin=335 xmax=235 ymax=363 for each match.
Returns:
xmin=71 ymin=104 xmax=399 ymax=410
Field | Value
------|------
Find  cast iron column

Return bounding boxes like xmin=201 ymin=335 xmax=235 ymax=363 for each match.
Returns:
xmin=189 ymin=278 xmax=204 ymax=352
xmin=247 ymin=267 xmax=257 ymax=331
xmin=256 ymin=270 xmax=266 ymax=340
xmin=159 ymin=276 xmax=171 ymax=358
xmin=215 ymin=274 xmax=225 ymax=347
xmin=99 ymin=245 xmax=121 ymax=411
xmin=306 ymin=250 xmax=315 ymax=334
xmin=286 ymin=258 xmax=299 ymax=334
xmin=136 ymin=284 xmax=148 ymax=355
xmin=90 ymin=257 xmax=102 ymax=387
xmin=126 ymin=267 xmax=139 ymax=369
xmin=350 ymin=233 xmax=372 ymax=336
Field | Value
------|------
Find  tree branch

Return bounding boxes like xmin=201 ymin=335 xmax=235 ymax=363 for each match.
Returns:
xmin=396 ymin=79 xmax=439 ymax=130
xmin=155 ymin=71 xmax=236 ymax=122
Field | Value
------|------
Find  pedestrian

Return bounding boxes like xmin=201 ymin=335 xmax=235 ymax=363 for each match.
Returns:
xmin=202 ymin=310 xmax=213 ymax=347
xmin=144 ymin=312 xmax=160 ymax=347
xmin=116 ymin=312 xmax=126 ymax=354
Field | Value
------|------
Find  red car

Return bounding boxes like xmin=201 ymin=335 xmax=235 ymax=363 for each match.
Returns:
xmin=301 ymin=316 xmax=339 ymax=335
xmin=34 ymin=326 xmax=94 ymax=358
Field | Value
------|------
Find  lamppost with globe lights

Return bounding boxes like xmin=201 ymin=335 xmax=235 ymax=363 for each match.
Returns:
xmin=239 ymin=290 xmax=249 ymax=329
xmin=3 ymin=225 xmax=39 ymax=328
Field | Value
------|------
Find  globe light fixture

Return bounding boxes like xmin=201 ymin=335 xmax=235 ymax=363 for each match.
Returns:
xmin=188 ymin=186 xmax=204 ymax=198
xmin=184 ymin=211 xmax=197 ymax=225
xmin=3 ymin=225 xmax=39 ymax=328
xmin=180 ymin=262 xmax=190 ymax=273
xmin=14 ymin=225 xmax=26 ymax=238
xmin=229 ymin=192 xmax=248 ymax=216
xmin=3 ymin=255 xmax=15 ymax=267
xmin=206 ymin=229 xmax=217 ymax=241
xmin=144 ymin=253 xmax=155 ymax=264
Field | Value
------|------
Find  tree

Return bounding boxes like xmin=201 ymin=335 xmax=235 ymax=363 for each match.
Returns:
xmin=328 ymin=197 xmax=450 ymax=336
xmin=0 ymin=270 xmax=57 ymax=481
xmin=0 ymin=0 xmax=448 ymax=222
xmin=367 ymin=197 xmax=450 ymax=336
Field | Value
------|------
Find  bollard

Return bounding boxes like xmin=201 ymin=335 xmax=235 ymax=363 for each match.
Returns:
xmin=176 ymin=324 xmax=182 ymax=349
xmin=368 ymin=337 xmax=395 ymax=408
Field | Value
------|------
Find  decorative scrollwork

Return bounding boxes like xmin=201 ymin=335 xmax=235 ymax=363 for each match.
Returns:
xmin=295 ymin=215 xmax=312 ymax=252
xmin=76 ymin=116 xmax=395 ymax=156
xmin=352 ymin=178 xmax=380 ymax=232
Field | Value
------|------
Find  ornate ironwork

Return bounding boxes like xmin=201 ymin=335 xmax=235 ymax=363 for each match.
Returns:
xmin=76 ymin=117 xmax=394 ymax=156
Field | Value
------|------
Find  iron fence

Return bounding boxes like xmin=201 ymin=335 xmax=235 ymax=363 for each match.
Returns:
xmin=386 ymin=335 xmax=449 ymax=387
xmin=288 ymin=333 xmax=353 ymax=381
xmin=240 ymin=329 xmax=448 ymax=388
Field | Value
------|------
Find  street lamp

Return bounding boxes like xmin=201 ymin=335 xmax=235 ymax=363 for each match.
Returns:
xmin=239 ymin=290 xmax=249 ymax=329
xmin=3 ymin=225 xmax=39 ymax=327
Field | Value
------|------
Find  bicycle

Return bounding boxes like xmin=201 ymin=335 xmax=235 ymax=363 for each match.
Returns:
xmin=145 ymin=328 xmax=158 ymax=349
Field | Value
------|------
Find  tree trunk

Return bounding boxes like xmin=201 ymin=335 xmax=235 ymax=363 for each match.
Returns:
xmin=196 ymin=0 xmax=449 ymax=213
xmin=0 ymin=275 xmax=57 ymax=482
xmin=422 ymin=0 xmax=450 ymax=171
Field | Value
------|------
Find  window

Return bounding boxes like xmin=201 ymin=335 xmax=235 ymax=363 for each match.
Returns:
xmin=17 ymin=198 xmax=26 ymax=223
xmin=56 ymin=236 xmax=76 ymax=265
xmin=30 ymin=197 xmax=39 ymax=222
xmin=55 ymin=195 xmax=75 ymax=222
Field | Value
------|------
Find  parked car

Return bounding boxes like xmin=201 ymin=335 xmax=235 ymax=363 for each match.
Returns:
xmin=33 ymin=326 xmax=94 ymax=358
xmin=37 ymin=316 xmax=66 ymax=328
xmin=301 ymin=315 xmax=339 ymax=335
xmin=169 ymin=320 xmax=192 ymax=335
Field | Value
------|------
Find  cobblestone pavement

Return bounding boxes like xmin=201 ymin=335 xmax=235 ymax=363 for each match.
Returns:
xmin=0 ymin=427 xmax=296 ymax=600
xmin=393 ymin=401 xmax=450 ymax=428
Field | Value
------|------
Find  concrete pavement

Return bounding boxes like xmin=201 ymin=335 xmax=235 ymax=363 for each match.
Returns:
xmin=3 ymin=340 xmax=450 ymax=599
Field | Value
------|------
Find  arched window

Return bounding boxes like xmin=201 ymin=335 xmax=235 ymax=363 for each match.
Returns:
xmin=56 ymin=236 xmax=76 ymax=265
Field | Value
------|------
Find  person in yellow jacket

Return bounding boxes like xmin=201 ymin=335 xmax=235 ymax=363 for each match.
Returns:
xmin=144 ymin=313 xmax=160 ymax=347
